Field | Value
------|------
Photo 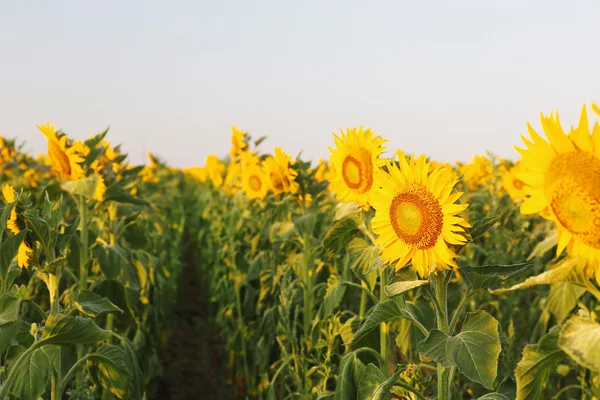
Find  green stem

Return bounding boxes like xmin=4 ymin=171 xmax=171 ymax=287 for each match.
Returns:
xmin=551 ymin=384 xmax=592 ymax=400
xmin=60 ymin=354 xmax=91 ymax=397
xmin=433 ymin=272 xmax=450 ymax=400
xmin=380 ymin=270 xmax=389 ymax=377
xmin=0 ymin=342 xmax=42 ymax=400
xmin=448 ymin=290 xmax=475 ymax=335
xmin=78 ymin=195 xmax=89 ymax=291
xmin=359 ymin=282 xmax=368 ymax=320
xmin=230 ymin=238 xmax=250 ymax=392
xmin=393 ymin=382 xmax=428 ymax=400
xmin=345 ymin=281 xmax=379 ymax=305
xmin=25 ymin=300 xmax=47 ymax=321
xmin=302 ymin=234 xmax=313 ymax=341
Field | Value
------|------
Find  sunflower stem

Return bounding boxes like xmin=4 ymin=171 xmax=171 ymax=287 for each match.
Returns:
xmin=78 ymin=195 xmax=89 ymax=291
xmin=433 ymin=272 xmax=451 ymax=400
xmin=380 ymin=269 xmax=389 ymax=376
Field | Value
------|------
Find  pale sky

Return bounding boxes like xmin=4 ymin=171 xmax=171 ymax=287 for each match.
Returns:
xmin=1 ymin=1 xmax=599 ymax=167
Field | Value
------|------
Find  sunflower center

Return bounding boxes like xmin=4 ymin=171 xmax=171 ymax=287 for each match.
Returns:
xmin=546 ymin=151 xmax=600 ymax=249
xmin=513 ymin=179 xmax=524 ymax=190
xmin=389 ymin=184 xmax=444 ymax=249
xmin=270 ymin=172 xmax=284 ymax=191
xmin=249 ymin=175 xmax=262 ymax=191
xmin=341 ymin=150 xmax=373 ymax=193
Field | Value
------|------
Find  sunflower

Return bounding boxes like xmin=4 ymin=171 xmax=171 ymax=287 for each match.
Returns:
xmin=314 ymin=159 xmax=328 ymax=183
xmin=516 ymin=105 xmax=600 ymax=279
xmin=502 ymin=162 xmax=527 ymax=201
xmin=205 ymin=155 xmax=225 ymax=188
xmin=458 ymin=155 xmax=493 ymax=191
xmin=230 ymin=126 xmax=248 ymax=159
xmin=371 ymin=155 xmax=470 ymax=277
xmin=328 ymin=126 xmax=386 ymax=209
xmin=184 ymin=167 xmax=208 ymax=182
xmin=37 ymin=122 xmax=85 ymax=181
xmin=223 ymin=161 xmax=242 ymax=195
xmin=263 ymin=147 xmax=299 ymax=195
xmin=2 ymin=185 xmax=33 ymax=269
xmin=241 ymin=162 xmax=268 ymax=200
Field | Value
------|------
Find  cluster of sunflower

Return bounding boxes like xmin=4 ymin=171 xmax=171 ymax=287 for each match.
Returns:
xmin=185 ymin=126 xmax=300 ymax=200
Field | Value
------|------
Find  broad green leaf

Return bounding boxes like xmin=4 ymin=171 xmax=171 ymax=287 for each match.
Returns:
xmin=546 ymin=283 xmax=585 ymax=323
xmin=41 ymin=193 xmax=62 ymax=230
xmin=491 ymin=257 xmax=589 ymax=294
xmin=348 ymin=238 xmax=381 ymax=290
xmin=41 ymin=314 xmax=111 ymax=345
xmin=515 ymin=326 xmax=565 ymax=400
xmin=418 ymin=310 xmax=501 ymax=389
xmin=93 ymin=244 xmax=128 ymax=280
xmin=469 ymin=214 xmax=502 ymax=241
xmin=385 ymin=279 xmax=428 ymax=297
xmin=334 ymin=353 xmax=361 ymax=400
xmin=10 ymin=345 xmax=59 ymax=400
xmin=357 ymin=363 xmax=403 ymax=400
xmin=317 ymin=276 xmax=346 ymax=323
xmin=324 ymin=218 xmax=360 ymax=255
xmin=74 ymin=290 xmax=123 ymax=318
xmin=0 ymin=230 xmax=26 ymax=276
xmin=348 ymin=298 xmax=408 ymax=345
xmin=294 ymin=212 xmax=317 ymax=235
xmin=268 ymin=221 xmax=297 ymax=242
xmin=23 ymin=211 xmax=52 ymax=252
xmin=0 ymin=294 xmax=21 ymax=326
xmin=103 ymin=183 xmax=149 ymax=206
xmin=461 ymin=260 xmax=534 ymax=290
xmin=87 ymin=344 xmax=131 ymax=399
xmin=558 ymin=316 xmax=600 ymax=372
xmin=122 ymin=338 xmax=144 ymax=399
xmin=61 ymin=174 xmax=101 ymax=199
xmin=1 ymin=202 xmax=16 ymax=232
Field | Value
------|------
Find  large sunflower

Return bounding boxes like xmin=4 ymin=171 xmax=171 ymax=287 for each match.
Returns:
xmin=516 ymin=105 xmax=600 ymax=278
xmin=37 ymin=122 xmax=85 ymax=181
xmin=263 ymin=147 xmax=298 ymax=195
xmin=371 ymin=155 xmax=470 ymax=277
xmin=2 ymin=185 xmax=33 ymax=269
xmin=241 ymin=162 xmax=268 ymax=200
xmin=328 ymin=126 xmax=386 ymax=209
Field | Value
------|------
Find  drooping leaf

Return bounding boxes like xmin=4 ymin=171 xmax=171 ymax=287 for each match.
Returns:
xmin=527 ymin=231 xmax=557 ymax=261
xmin=357 ymin=363 xmax=404 ymax=400
xmin=0 ymin=230 xmax=27 ymax=276
xmin=121 ymin=338 xmax=144 ymax=399
xmin=385 ymin=277 xmax=428 ymax=297
xmin=334 ymin=202 xmax=362 ymax=221
xmin=74 ymin=290 xmax=123 ymax=318
xmin=348 ymin=238 xmax=381 ymax=290
xmin=0 ymin=294 xmax=21 ymax=326
xmin=546 ymin=283 xmax=585 ymax=324
xmin=469 ymin=214 xmax=502 ymax=241
xmin=478 ymin=393 xmax=511 ymax=400
xmin=418 ymin=310 xmax=501 ymax=389
xmin=334 ymin=353 xmax=360 ymax=400
xmin=41 ymin=314 xmax=111 ymax=345
xmin=515 ymin=326 xmax=565 ymax=400
xmin=461 ymin=260 xmax=534 ymax=290
xmin=87 ymin=344 xmax=131 ymax=399
xmin=558 ymin=315 xmax=600 ymax=372
xmin=317 ymin=276 xmax=346 ymax=322
xmin=324 ymin=218 xmax=360 ymax=255
xmin=93 ymin=244 xmax=128 ymax=280
xmin=348 ymin=298 xmax=409 ymax=345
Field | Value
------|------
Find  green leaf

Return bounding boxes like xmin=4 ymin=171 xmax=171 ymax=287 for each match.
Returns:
xmin=324 ymin=218 xmax=360 ymax=256
xmin=461 ymin=260 xmax=534 ymax=290
xmin=294 ymin=213 xmax=317 ymax=235
xmin=317 ymin=276 xmax=346 ymax=322
xmin=61 ymin=174 xmax=101 ymax=199
xmin=491 ymin=257 xmax=590 ymax=295
xmin=527 ymin=231 xmax=557 ymax=261
xmin=334 ymin=353 xmax=361 ymax=400
xmin=515 ymin=326 xmax=565 ymax=400
xmin=357 ymin=363 xmax=403 ymax=400
xmin=348 ymin=238 xmax=381 ymax=291
xmin=546 ymin=283 xmax=586 ymax=324
xmin=1 ymin=202 xmax=16 ymax=232
xmin=558 ymin=315 xmax=600 ymax=372
xmin=334 ymin=202 xmax=362 ymax=221
xmin=74 ymin=290 xmax=123 ymax=318
xmin=87 ymin=344 xmax=131 ymax=399
xmin=122 ymin=338 xmax=144 ymax=399
xmin=348 ymin=298 xmax=409 ymax=345
xmin=469 ymin=214 xmax=502 ymax=241
xmin=93 ymin=244 xmax=128 ymax=280
xmin=384 ymin=270 xmax=428 ymax=297
xmin=41 ymin=314 xmax=111 ymax=345
xmin=418 ymin=310 xmax=501 ymax=389
xmin=23 ymin=211 xmax=52 ymax=251
xmin=103 ymin=183 xmax=149 ymax=206
xmin=10 ymin=345 xmax=59 ymax=400
xmin=0 ymin=230 xmax=27 ymax=277
xmin=0 ymin=294 xmax=21 ymax=326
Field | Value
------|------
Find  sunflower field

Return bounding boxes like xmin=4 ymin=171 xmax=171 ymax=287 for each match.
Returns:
xmin=0 ymin=103 xmax=599 ymax=400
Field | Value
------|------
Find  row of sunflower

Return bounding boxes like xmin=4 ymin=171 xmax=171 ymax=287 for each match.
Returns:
xmin=0 ymin=123 xmax=192 ymax=399
xmin=186 ymin=105 xmax=599 ymax=399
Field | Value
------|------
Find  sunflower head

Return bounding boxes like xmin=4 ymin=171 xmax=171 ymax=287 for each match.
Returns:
xmin=371 ymin=155 xmax=470 ymax=277
xmin=242 ymin=162 xmax=268 ymax=200
xmin=459 ymin=155 xmax=493 ymax=191
xmin=328 ymin=126 xmax=386 ymax=209
xmin=516 ymin=104 xmax=600 ymax=273
xmin=314 ymin=159 xmax=328 ymax=183
xmin=263 ymin=147 xmax=298 ymax=195
xmin=2 ymin=184 xmax=32 ymax=269
xmin=502 ymin=162 xmax=527 ymax=201
xmin=230 ymin=126 xmax=248 ymax=159
xmin=224 ymin=161 xmax=242 ymax=195
xmin=37 ymin=122 xmax=85 ymax=181
xmin=205 ymin=155 xmax=225 ymax=188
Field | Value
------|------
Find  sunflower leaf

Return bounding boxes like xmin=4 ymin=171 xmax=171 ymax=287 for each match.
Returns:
xmin=558 ymin=315 xmax=600 ymax=372
xmin=469 ymin=214 xmax=502 ymax=241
